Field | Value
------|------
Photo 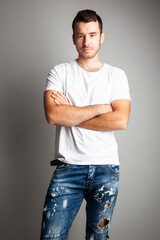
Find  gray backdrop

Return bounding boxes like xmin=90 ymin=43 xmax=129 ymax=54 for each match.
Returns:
xmin=1 ymin=0 xmax=160 ymax=239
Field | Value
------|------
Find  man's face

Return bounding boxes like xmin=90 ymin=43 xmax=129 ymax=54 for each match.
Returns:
xmin=73 ymin=21 xmax=104 ymax=60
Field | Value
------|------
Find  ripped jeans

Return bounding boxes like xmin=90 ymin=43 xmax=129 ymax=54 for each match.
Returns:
xmin=40 ymin=164 xmax=119 ymax=240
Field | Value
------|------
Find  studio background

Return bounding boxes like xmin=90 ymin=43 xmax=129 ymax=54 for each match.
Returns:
xmin=0 ymin=0 xmax=160 ymax=240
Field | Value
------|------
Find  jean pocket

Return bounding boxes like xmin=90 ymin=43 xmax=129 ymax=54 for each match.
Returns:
xmin=104 ymin=164 xmax=120 ymax=175
xmin=108 ymin=164 xmax=120 ymax=173
xmin=54 ymin=164 xmax=74 ymax=175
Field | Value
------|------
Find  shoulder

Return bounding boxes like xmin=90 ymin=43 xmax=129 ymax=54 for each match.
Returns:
xmin=50 ymin=61 xmax=74 ymax=75
xmin=103 ymin=64 xmax=128 ymax=85
xmin=46 ymin=61 xmax=75 ymax=87
xmin=104 ymin=63 xmax=126 ymax=76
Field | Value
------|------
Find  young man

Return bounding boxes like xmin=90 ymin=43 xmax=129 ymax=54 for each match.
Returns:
xmin=40 ymin=9 xmax=131 ymax=240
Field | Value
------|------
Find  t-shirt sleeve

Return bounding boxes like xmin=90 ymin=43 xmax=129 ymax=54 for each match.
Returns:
xmin=110 ymin=69 xmax=131 ymax=102
xmin=45 ymin=67 xmax=63 ymax=92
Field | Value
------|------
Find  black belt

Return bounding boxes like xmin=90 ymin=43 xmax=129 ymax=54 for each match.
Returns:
xmin=50 ymin=159 xmax=67 ymax=166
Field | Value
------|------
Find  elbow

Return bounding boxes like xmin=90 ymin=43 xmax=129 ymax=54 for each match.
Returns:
xmin=44 ymin=106 xmax=60 ymax=125
xmin=45 ymin=113 xmax=56 ymax=125
xmin=46 ymin=117 xmax=55 ymax=125
xmin=47 ymin=119 xmax=55 ymax=125
xmin=119 ymin=119 xmax=128 ymax=130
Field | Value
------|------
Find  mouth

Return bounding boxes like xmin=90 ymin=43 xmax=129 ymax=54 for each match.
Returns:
xmin=82 ymin=48 xmax=92 ymax=52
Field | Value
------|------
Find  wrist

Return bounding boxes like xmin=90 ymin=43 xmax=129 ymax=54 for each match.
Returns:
xmin=98 ymin=104 xmax=109 ymax=115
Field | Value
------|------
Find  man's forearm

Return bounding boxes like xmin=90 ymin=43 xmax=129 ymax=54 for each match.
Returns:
xmin=47 ymin=90 xmax=130 ymax=130
xmin=47 ymin=104 xmax=109 ymax=126
xmin=77 ymin=111 xmax=127 ymax=131
xmin=77 ymin=100 xmax=131 ymax=131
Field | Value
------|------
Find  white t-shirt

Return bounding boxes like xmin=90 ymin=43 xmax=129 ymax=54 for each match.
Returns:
xmin=45 ymin=60 xmax=131 ymax=165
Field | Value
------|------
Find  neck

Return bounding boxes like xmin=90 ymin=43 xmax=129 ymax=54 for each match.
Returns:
xmin=76 ymin=55 xmax=103 ymax=72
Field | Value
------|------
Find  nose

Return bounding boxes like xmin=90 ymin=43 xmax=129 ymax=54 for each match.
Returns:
xmin=83 ymin=35 xmax=90 ymax=46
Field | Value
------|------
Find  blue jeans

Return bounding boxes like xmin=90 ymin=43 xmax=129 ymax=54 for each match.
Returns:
xmin=40 ymin=164 xmax=120 ymax=240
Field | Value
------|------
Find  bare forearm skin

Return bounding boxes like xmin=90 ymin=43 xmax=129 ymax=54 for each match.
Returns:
xmin=46 ymin=103 xmax=109 ymax=127
xmin=78 ymin=111 xmax=127 ymax=131
xmin=77 ymin=99 xmax=131 ymax=131
xmin=44 ymin=91 xmax=130 ymax=131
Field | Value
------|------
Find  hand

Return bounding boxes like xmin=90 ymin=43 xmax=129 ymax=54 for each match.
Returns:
xmin=104 ymin=104 xmax=113 ymax=113
xmin=51 ymin=91 xmax=70 ymax=105
xmin=97 ymin=104 xmax=113 ymax=115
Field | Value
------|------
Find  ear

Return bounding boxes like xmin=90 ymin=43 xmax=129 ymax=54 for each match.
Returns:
xmin=100 ymin=32 xmax=105 ymax=43
xmin=72 ymin=34 xmax=76 ymax=45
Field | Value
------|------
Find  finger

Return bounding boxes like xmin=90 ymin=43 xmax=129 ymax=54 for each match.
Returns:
xmin=57 ymin=91 xmax=65 ymax=97
xmin=53 ymin=93 xmax=68 ymax=105
xmin=56 ymin=92 xmax=70 ymax=104
xmin=51 ymin=95 xmax=62 ymax=103
xmin=56 ymin=92 xmax=66 ymax=100
xmin=52 ymin=94 xmax=65 ymax=105
xmin=52 ymin=91 xmax=70 ymax=105
xmin=54 ymin=99 xmax=60 ymax=105
xmin=52 ymin=92 xmax=64 ymax=101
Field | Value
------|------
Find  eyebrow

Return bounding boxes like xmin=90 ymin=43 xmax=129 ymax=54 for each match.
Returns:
xmin=76 ymin=32 xmax=98 ymax=35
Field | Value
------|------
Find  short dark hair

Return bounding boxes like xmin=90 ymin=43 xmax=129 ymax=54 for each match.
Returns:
xmin=72 ymin=9 xmax=103 ymax=34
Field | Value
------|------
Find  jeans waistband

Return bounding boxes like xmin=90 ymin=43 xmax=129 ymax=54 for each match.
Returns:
xmin=50 ymin=159 xmax=67 ymax=166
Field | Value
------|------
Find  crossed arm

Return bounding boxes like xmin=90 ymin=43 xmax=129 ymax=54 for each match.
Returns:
xmin=44 ymin=90 xmax=131 ymax=131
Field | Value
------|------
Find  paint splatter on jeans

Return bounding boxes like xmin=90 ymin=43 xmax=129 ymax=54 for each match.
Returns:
xmin=40 ymin=164 xmax=119 ymax=240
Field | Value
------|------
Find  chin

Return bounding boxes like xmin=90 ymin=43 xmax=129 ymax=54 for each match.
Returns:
xmin=80 ymin=53 xmax=97 ymax=59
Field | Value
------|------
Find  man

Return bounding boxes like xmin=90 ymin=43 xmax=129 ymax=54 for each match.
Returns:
xmin=40 ymin=9 xmax=131 ymax=240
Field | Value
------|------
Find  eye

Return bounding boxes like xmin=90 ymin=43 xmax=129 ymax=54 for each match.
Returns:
xmin=77 ymin=35 xmax=83 ymax=39
xmin=90 ymin=34 xmax=96 ymax=38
